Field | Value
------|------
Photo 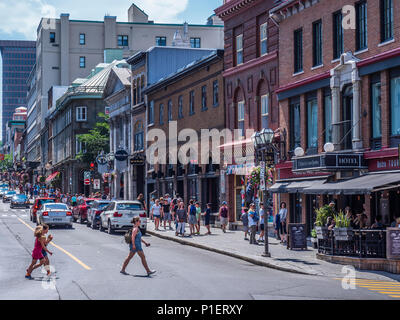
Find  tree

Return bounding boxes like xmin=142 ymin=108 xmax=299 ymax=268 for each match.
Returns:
xmin=76 ymin=112 xmax=110 ymax=165
xmin=0 ymin=154 xmax=13 ymax=170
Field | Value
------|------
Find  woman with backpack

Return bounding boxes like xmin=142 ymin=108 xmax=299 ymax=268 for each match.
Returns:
xmin=121 ymin=217 xmax=156 ymax=276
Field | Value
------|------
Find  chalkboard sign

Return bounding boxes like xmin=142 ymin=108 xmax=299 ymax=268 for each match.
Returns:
xmin=288 ymin=223 xmax=307 ymax=250
xmin=386 ymin=228 xmax=400 ymax=259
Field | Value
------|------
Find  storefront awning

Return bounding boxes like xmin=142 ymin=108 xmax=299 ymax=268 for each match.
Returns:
xmin=45 ymin=171 xmax=59 ymax=183
xmin=270 ymin=178 xmax=328 ymax=194
xmin=303 ymin=172 xmax=400 ymax=195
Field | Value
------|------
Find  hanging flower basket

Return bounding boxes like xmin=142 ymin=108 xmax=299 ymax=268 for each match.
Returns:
xmin=246 ymin=166 xmax=274 ymax=188
xmin=38 ymin=175 xmax=46 ymax=183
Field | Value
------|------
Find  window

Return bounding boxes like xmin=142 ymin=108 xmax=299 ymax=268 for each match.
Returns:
xmin=190 ymin=37 xmax=201 ymax=48
xmin=156 ymin=36 xmax=166 ymax=46
xmin=236 ymin=35 xmax=243 ymax=65
xmin=168 ymin=100 xmax=172 ymax=121
xmin=159 ymin=104 xmax=164 ymax=125
xmin=76 ymin=106 xmax=87 ymax=121
xmin=149 ymin=101 xmax=154 ymax=125
xmin=50 ymin=32 xmax=55 ymax=43
xmin=201 ymin=85 xmax=207 ymax=110
xmin=307 ymin=94 xmax=318 ymax=149
xmin=76 ymin=136 xmax=86 ymax=154
xmin=356 ymin=1 xmax=368 ymax=51
xmin=189 ymin=91 xmax=195 ymax=115
xmin=294 ymin=29 xmax=303 ymax=73
xmin=213 ymin=80 xmax=219 ymax=106
xmin=178 ymin=96 xmax=184 ymax=119
xmin=324 ymin=90 xmax=332 ymax=143
xmin=238 ymin=101 xmax=245 ymax=137
xmin=261 ymin=94 xmax=269 ymax=129
xmin=333 ymin=11 xmax=344 ymax=59
xmin=312 ymin=20 xmax=322 ymax=67
xmin=391 ymin=74 xmax=400 ymax=136
xmin=80 ymin=33 xmax=85 ymax=45
xmin=118 ymin=35 xmax=129 ymax=47
xmin=371 ymin=81 xmax=382 ymax=139
xmin=381 ymin=0 xmax=393 ymax=42
xmin=290 ymin=99 xmax=301 ymax=150
xmin=79 ymin=56 xmax=86 ymax=68
xmin=260 ymin=23 xmax=268 ymax=56
xmin=134 ymin=121 xmax=144 ymax=151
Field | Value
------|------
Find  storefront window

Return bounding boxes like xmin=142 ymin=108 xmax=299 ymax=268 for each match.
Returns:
xmin=372 ymin=82 xmax=382 ymax=138
xmin=290 ymin=99 xmax=301 ymax=151
xmin=307 ymin=97 xmax=318 ymax=149
xmin=391 ymin=75 xmax=400 ymax=136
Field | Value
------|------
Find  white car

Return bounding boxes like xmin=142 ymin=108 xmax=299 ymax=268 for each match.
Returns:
xmin=36 ymin=203 xmax=73 ymax=228
xmin=99 ymin=200 xmax=147 ymax=235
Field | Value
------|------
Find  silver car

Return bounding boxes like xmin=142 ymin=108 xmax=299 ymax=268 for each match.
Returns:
xmin=99 ymin=200 xmax=147 ymax=235
xmin=86 ymin=200 xmax=111 ymax=229
xmin=37 ymin=203 xmax=73 ymax=228
xmin=10 ymin=194 xmax=30 ymax=208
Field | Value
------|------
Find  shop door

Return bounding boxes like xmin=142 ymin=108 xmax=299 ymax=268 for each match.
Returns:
xmin=290 ymin=193 xmax=302 ymax=223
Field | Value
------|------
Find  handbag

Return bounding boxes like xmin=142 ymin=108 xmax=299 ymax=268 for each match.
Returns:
xmin=124 ymin=229 xmax=133 ymax=244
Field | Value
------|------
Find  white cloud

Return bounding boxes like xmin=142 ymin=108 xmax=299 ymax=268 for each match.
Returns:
xmin=0 ymin=0 xmax=57 ymax=39
xmin=133 ymin=0 xmax=189 ymax=22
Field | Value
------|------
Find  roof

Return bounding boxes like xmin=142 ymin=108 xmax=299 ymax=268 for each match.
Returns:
xmin=112 ymin=67 xmax=131 ymax=86
xmin=144 ymin=49 xmax=224 ymax=94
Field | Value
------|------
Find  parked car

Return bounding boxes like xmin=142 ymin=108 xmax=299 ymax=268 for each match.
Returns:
xmin=99 ymin=200 xmax=147 ymax=235
xmin=10 ymin=194 xmax=30 ymax=209
xmin=0 ymin=187 xmax=9 ymax=196
xmin=3 ymin=190 xmax=17 ymax=203
xmin=30 ymin=197 xmax=56 ymax=223
xmin=36 ymin=203 xmax=73 ymax=228
xmin=86 ymin=200 xmax=111 ymax=229
xmin=72 ymin=198 xmax=97 ymax=224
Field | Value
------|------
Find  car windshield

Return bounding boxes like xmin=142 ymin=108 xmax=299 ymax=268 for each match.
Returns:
xmin=86 ymin=200 xmax=94 ymax=206
xmin=13 ymin=195 xmax=27 ymax=199
xmin=6 ymin=191 xmax=16 ymax=195
xmin=45 ymin=203 xmax=68 ymax=210
xmin=38 ymin=199 xmax=55 ymax=206
xmin=117 ymin=203 xmax=142 ymax=210
xmin=98 ymin=202 xmax=110 ymax=209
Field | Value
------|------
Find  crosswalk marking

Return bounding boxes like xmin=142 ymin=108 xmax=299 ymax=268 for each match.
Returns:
xmin=334 ymin=278 xmax=400 ymax=299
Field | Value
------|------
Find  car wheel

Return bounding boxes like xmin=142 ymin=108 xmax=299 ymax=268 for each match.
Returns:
xmin=99 ymin=219 xmax=104 ymax=232
xmin=79 ymin=215 xmax=85 ymax=224
xmin=140 ymin=228 xmax=146 ymax=236
xmin=91 ymin=220 xmax=97 ymax=230
xmin=107 ymin=220 xmax=113 ymax=234
xmin=86 ymin=218 xmax=91 ymax=227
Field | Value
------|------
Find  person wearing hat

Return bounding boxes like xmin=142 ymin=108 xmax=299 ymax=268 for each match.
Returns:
xmin=218 ymin=201 xmax=229 ymax=233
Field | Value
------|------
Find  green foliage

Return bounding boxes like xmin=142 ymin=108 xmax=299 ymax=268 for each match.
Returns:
xmin=334 ymin=210 xmax=351 ymax=228
xmin=315 ymin=205 xmax=335 ymax=227
xmin=311 ymin=228 xmax=317 ymax=238
xmin=0 ymin=154 xmax=13 ymax=170
xmin=76 ymin=112 xmax=110 ymax=165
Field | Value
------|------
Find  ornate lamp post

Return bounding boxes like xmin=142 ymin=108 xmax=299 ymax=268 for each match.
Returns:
xmin=252 ymin=128 xmax=276 ymax=257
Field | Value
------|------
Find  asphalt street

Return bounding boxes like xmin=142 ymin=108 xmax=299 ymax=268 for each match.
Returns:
xmin=0 ymin=201 xmax=398 ymax=300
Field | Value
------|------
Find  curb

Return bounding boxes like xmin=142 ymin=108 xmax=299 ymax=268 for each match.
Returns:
xmin=147 ymin=230 xmax=315 ymax=276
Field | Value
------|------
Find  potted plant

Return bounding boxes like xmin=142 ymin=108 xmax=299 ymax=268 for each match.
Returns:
xmin=311 ymin=228 xmax=318 ymax=249
xmin=333 ymin=210 xmax=353 ymax=241
xmin=315 ymin=205 xmax=334 ymax=239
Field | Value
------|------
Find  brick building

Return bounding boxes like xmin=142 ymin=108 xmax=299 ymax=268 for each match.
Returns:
xmin=144 ymin=50 xmax=225 ymax=211
xmin=215 ymin=0 xmax=282 ymax=223
xmin=270 ymin=0 xmax=400 ymax=234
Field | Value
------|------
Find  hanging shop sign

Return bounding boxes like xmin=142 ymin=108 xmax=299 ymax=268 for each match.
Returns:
xmin=293 ymin=153 xmax=367 ymax=172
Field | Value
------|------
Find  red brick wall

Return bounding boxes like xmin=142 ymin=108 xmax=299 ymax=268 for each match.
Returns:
xmin=278 ymin=0 xmax=400 ymax=88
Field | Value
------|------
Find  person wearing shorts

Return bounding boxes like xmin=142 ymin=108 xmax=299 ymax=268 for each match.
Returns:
xmin=162 ymin=199 xmax=172 ymax=230
xmin=151 ymin=199 xmax=162 ymax=231
xmin=187 ymin=200 xmax=197 ymax=235
xmin=219 ymin=201 xmax=229 ymax=233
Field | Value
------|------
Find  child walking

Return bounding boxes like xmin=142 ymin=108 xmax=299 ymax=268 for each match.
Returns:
xmin=25 ymin=225 xmax=53 ymax=279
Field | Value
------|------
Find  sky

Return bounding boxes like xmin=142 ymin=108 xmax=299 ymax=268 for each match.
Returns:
xmin=0 ymin=0 xmax=223 ymax=141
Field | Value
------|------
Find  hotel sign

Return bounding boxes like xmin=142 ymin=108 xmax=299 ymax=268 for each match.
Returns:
xmin=293 ymin=153 xmax=366 ymax=172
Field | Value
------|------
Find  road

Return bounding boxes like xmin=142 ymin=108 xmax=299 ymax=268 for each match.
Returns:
xmin=0 ymin=201 xmax=398 ymax=300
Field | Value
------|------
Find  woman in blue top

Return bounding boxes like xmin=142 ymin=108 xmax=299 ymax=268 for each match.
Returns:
xmin=120 ymin=217 xmax=156 ymax=276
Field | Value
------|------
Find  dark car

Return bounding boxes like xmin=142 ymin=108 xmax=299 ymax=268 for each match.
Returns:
xmin=3 ymin=190 xmax=17 ymax=203
xmin=86 ymin=200 xmax=111 ymax=229
xmin=10 ymin=194 xmax=30 ymax=209
xmin=30 ymin=197 xmax=56 ymax=223
xmin=72 ymin=198 xmax=97 ymax=224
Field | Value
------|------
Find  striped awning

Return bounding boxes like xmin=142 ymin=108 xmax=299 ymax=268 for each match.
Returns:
xmin=45 ymin=171 xmax=59 ymax=183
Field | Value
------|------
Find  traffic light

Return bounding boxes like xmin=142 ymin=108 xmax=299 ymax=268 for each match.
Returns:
xmin=90 ymin=162 xmax=95 ymax=171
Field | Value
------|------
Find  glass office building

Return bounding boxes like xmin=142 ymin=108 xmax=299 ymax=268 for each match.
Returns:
xmin=0 ymin=40 xmax=36 ymax=142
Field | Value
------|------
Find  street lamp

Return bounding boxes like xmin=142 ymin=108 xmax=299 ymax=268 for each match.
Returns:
xmin=252 ymin=128 xmax=278 ymax=258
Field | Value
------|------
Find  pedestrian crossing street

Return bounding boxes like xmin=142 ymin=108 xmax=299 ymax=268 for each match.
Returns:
xmin=335 ymin=278 xmax=400 ymax=299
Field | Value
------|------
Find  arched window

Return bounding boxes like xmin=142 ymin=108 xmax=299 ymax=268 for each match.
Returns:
xmin=134 ymin=121 xmax=144 ymax=151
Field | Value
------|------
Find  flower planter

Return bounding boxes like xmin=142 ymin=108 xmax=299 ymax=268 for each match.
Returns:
xmin=316 ymin=226 xmax=329 ymax=240
xmin=333 ymin=227 xmax=354 ymax=241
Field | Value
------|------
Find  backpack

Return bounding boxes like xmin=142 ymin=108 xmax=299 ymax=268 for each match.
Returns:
xmin=124 ymin=229 xmax=132 ymax=244
xmin=190 ymin=205 xmax=197 ymax=215
xmin=253 ymin=210 xmax=260 ymax=222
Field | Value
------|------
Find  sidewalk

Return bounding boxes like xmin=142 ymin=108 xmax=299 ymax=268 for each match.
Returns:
xmin=146 ymin=221 xmax=400 ymax=281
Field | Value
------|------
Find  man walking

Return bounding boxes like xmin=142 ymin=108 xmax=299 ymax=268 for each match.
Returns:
xmin=218 ymin=201 xmax=229 ymax=233
xmin=248 ymin=203 xmax=258 ymax=245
